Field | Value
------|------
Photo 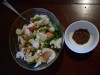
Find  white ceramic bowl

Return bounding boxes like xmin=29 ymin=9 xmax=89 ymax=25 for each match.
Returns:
xmin=64 ymin=20 xmax=99 ymax=53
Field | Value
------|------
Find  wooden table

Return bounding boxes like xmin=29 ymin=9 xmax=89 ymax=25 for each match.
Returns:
xmin=0 ymin=0 xmax=100 ymax=75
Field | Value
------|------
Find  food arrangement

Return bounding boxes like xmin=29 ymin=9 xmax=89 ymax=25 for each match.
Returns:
xmin=15 ymin=14 xmax=62 ymax=67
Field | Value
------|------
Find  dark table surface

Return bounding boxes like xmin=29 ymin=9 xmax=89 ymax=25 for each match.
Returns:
xmin=0 ymin=0 xmax=100 ymax=75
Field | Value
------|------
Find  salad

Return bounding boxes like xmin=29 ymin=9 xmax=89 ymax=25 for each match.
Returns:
xmin=16 ymin=14 xmax=62 ymax=67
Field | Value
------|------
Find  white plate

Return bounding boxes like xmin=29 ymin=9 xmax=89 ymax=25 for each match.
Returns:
xmin=64 ymin=20 xmax=99 ymax=53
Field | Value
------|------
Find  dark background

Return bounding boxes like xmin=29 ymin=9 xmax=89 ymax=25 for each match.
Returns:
xmin=0 ymin=0 xmax=100 ymax=75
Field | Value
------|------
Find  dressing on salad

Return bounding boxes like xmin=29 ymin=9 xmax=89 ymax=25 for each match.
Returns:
xmin=16 ymin=14 xmax=62 ymax=67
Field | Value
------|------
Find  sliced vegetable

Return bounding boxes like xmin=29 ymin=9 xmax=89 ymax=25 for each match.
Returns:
xmin=45 ymin=32 xmax=53 ymax=38
xmin=38 ymin=26 xmax=49 ymax=32
xmin=28 ymin=26 xmax=37 ymax=32
xmin=32 ymin=17 xmax=42 ymax=23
